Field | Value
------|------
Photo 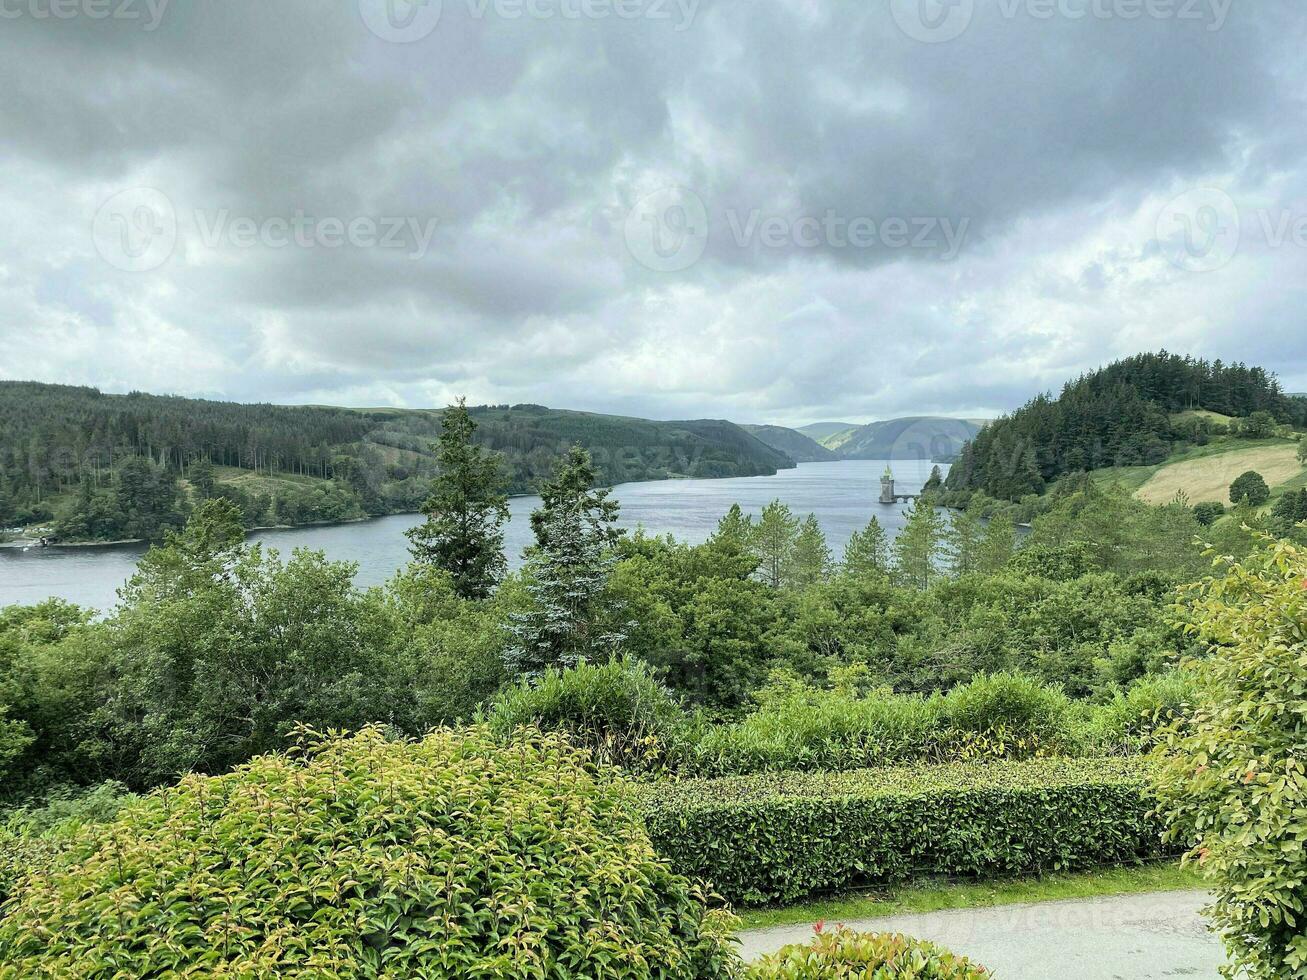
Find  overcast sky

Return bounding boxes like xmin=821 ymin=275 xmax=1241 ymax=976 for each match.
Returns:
xmin=2 ymin=0 xmax=1305 ymax=425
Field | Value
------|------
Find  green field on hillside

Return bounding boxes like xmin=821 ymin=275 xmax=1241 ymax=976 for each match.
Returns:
xmin=1089 ymin=436 xmax=1303 ymax=504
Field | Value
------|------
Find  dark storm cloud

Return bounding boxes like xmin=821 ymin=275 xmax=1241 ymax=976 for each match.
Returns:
xmin=1 ymin=0 xmax=1306 ymax=420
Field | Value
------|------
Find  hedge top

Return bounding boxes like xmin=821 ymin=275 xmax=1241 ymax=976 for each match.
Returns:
xmin=652 ymin=756 xmax=1156 ymax=808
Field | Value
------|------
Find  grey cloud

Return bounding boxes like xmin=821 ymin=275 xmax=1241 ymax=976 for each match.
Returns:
xmin=1 ymin=0 xmax=1306 ymax=422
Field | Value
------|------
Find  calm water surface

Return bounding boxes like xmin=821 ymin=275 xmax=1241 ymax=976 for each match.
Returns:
xmin=0 ymin=459 xmax=940 ymax=612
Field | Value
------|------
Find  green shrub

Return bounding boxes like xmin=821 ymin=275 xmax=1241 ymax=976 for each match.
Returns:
xmin=0 ymin=726 xmax=739 ymax=978
xmin=0 ymin=781 xmax=133 ymax=906
xmin=685 ymin=675 xmax=942 ymax=776
xmin=1078 ymin=672 xmax=1198 ymax=754
xmin=941 ymin=671 xmax=1074 ymax=750
xmin=484 ymin=657 xmax=688 ymax=771
xmin=1153 ymin=536 xmax=1307 ymax=980
xmin=747 ymin=928 xmax=988 ymax=979
xmin=646 ymin=756 xmax=1169 ymax=905
xmin=680 ymin=670 xmax=1093 ymax=777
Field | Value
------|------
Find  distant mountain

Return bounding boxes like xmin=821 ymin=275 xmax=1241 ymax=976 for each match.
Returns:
xmin=742 ymin=425 xmax=839 ymax=463
xmin=834 ymin=417 xmax=985 ymax=461
xmin=797 ymin=422 xmax=860 ymax=447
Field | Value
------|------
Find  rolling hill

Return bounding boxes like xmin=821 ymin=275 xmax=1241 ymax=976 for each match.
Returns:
xmin=796 ymin=422 xmax=859 ymax=448
xmin=834 ymin=417 xmax=984 ymax=461
xmin=742 ymin=425 xmax=839 ymax=463
xmin=0 ymin=383 xmax=793 ymax=540
xmin=798 ymin=418 xmax=984 ymax=458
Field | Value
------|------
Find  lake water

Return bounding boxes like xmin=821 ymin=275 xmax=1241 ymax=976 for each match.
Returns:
xmin=0 ymin=459 xmax=941 ymax=612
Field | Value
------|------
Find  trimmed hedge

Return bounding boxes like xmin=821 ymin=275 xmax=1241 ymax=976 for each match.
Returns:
xmin=646 ymin=757 xmax=1169 ymax=905
xmin=747 ymin=928 xmax=989 ymax=979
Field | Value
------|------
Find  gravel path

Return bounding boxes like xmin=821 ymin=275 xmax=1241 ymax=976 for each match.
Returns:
xmin=738 ymin=890 xmax=1224 ymax=978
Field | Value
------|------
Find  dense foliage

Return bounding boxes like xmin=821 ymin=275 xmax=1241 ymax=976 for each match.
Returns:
xmin=646 ymin=756 xmax=1170 ymax=904
xmin=1153 ymin=534 xmax=1307 ymax=979
xmin=946 ymin=352 xmax=1307 ymax=500
xmin=747 ymin=928 xmax=989 ymax=980
xmin=0 ymin=383 xmax=789 ymax=540
xmin=0 ymin=386 xmax=1299 ymax=971
xmin=0 ymin=727 xmax=740 ymax=978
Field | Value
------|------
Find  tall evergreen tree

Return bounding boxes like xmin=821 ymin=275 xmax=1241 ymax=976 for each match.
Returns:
xmin=843 ymin=515 xmax=890 ymax=578
xmin=406 ymin=399 xmax=509 ymax=600
xmin=751 ymin=499 xmax=800 ymax=588
xmin=976 ymin=511 xmax=1017 ymax=573
xmin=789 ymin=514 xmax=830 ymax=589
xmin=944 ymin=506 xmax=984 ymax=576
xmin=892 ymin=496 xmax=946 ymax=589
xmin=505 ymin=446 xmax=624 ymax=675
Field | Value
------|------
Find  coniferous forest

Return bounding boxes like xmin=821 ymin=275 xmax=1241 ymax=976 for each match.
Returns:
xmin=945 ymin=353 xmax=1307 ymax=501
xmin=0 ymin=383 xmax=790 ymax=542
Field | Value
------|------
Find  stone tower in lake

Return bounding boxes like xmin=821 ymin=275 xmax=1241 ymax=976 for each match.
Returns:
xmin=879 ymin=465 xmax=895 ymax=505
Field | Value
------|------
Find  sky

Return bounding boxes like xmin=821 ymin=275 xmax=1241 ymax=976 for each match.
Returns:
xmin=2 ymin=0 xmax=1306 ymax=426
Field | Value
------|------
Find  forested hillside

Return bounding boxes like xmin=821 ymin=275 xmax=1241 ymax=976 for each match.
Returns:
xmin=742 ymin=425 xmax=839 ymax=463
xmin=946 ymin=353 xmax=1307 ymax=501
xmin=0 ymin=383 xmax=790 ymax=541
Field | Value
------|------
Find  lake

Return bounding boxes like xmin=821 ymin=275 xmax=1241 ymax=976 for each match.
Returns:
xmin=0 ymin=459 xmax=941 ymax=612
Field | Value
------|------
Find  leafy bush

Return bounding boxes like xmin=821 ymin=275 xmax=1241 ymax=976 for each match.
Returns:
xmin=0 ymin=782 xmax=133 ymax=906
xmin=1193 ymin=501 xmax=1226 ymax=527
xmin=685 ymin=673 xmax=942 ymax=776
xmin=0 ymin=727 xmax=739 ymax=978
xmin=1153 ymin=535 xmax=1307 ymax=979
xmin=484 ymin=657 xmax=688 ymax=771
xmin=646 ymin=756 xmax=1169 ymax=905
xmin=747 ymin=927 xmax=988 ymax=979
xmin=940 ymin=671 xmax=1074 ymax=750
xmin=1078 ymin=672 xmax=1198 ymax=753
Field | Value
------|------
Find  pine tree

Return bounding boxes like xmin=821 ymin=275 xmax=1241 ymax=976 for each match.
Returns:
xmin=789 ymin=514 xmax=830 ymax=589
xmin=188 ymin=458 xmax=217 ymax=500
xmin=529 ymin=445 xmax=620 ymax=551
xmin=504 ymin=446 xmax=624 ymax=675
xmin=944 ymin=506 xmax=984 ymax=576
xmin=923 ymin=465 xmax=943 ymax=492
xmin=751 ymin=499 xmax=800 ymax=588
xmin=976 ymin=511 xmax=1016 ymax=573
xmin=892 ymin=496 xmax=946 ymax=589
xmin=406 ymin=399 xmax=509 ymax=600
xmin=843 ymin=515 xmax=889 ymax=578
